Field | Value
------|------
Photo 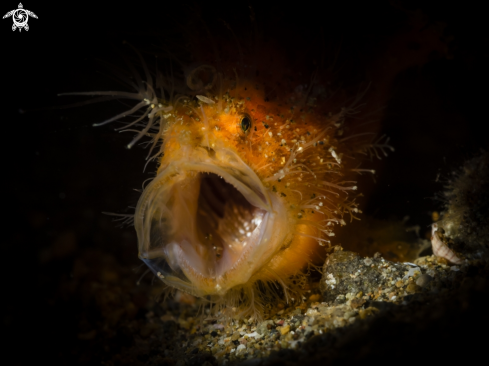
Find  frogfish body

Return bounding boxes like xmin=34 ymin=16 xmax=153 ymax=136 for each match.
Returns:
xmin=63 ymin=7 xmax=446 ymax=318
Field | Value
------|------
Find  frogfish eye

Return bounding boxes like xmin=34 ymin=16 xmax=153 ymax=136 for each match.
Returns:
xmin=240 ymin=114 xmax=252 ymax=134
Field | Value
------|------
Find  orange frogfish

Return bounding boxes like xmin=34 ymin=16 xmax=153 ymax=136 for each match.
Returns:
xmin=62 ymin=7 xmax=446 ymax=318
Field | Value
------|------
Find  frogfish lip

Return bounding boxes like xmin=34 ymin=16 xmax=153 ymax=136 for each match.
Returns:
xmin=135 ymin=146 xmax=288 ymax=297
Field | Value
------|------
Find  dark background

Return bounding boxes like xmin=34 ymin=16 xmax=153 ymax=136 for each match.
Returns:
xmin=2 ymin=1 xmax=488 ymax=364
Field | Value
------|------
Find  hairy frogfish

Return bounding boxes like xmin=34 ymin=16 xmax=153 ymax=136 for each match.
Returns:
xmin=61 ymin=7 xmax=447 ymax=318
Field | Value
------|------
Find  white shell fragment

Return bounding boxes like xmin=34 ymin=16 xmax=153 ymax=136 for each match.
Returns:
xmin=245 ymin=331 xmax=263 ymax=339
xmin=402 ymin=266 xmax=421 ymax=281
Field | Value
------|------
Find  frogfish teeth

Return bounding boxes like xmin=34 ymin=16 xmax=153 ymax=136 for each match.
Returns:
xmin=63 ymin=11 xmax=446 ymax=318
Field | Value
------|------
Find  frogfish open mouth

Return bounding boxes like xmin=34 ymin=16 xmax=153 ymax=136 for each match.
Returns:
xmin=61 ymin=7 xmax=446 ymax=318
